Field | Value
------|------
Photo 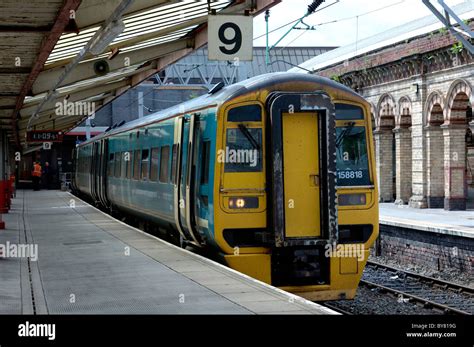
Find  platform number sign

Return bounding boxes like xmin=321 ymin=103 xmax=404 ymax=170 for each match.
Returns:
xmin=208 ymin=15 xmax=253 ymax=61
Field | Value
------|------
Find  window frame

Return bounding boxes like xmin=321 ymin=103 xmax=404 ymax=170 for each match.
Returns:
xmin=150 ymin=147 xmax=160 ymax=181
xmin=133 ymin=150 xmax=140 ymax=180
xmin=159 ymin=145 xmax=170 ymax=183
xmin=141 ymin=149 xmax=150 ymax=180
xmin=114 ymin=152 xmax=122 ymax=178
xmin=108 ymin=152 xmax=115 ymax=176
xmin=201 ymin=140 xmax=211 ymax=185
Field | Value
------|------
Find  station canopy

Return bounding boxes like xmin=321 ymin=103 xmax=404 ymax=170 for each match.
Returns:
xmin=0 ymin=0 xmax=278 ymax=148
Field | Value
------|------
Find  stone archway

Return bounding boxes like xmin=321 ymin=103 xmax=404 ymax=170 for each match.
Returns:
xmin=394 ymin=96 xmax=412 ymax=204
xmin=442 ymin=80 xmax=472 ymax=210
xmin=425 ymin=91 xmax=445 ymax=208
xmin=375 ymin=94 xmax=396 ymax=202
xmin=370 ymin=103 xmax=377 ymax=131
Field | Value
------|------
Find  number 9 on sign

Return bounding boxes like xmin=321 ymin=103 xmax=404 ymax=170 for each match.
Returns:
xmin=208 ymin=15 xmax=253 ymax=61
xmin=218 ymin=22 xmax=242 ymax=54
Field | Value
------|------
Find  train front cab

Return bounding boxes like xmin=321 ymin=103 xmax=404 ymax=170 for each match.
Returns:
xmin=214 ymin=89 xmax=378 ymax=301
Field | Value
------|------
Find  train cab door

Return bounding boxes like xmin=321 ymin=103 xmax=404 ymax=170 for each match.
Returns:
xmin=268 ymin=92 xmax=338 ymax=247
xmin=283 ymin=111 xmax=321 ymax=238
xmin=175 ymin=114 xmax=202 ymax=246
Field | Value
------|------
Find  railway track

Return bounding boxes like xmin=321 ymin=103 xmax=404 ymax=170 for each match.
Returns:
xmin=362 ymin=260 xmax=473 ymax=315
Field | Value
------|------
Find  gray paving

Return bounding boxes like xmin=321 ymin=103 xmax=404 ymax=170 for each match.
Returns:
xmin=379 ymin=203 xmax=474 ymax=238
xmin=0 ymin=190 xmax=336 ymax=315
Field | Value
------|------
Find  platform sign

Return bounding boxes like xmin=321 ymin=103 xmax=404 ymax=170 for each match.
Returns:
xmin=27 ymin=130 xmax=63 ymax=143
xmin=208 ymin=15 xmax=253 ymax=61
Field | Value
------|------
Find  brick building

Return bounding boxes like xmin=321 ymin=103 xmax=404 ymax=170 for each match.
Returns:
xmin=293 ymin=4 xmax=474 ymax=210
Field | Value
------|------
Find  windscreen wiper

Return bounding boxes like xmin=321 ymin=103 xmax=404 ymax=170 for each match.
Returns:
xmin=238 ymin=124 xmax=260 ymax=150
xmin=336 ymin=122 xmax=356 ymax=147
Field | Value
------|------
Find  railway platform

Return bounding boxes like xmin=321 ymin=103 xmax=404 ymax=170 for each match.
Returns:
xmin=378 ymin=203 xmax=474 ymax=275
xmin=379 ymin=203 xmax=474 ymax=239
xmin=0 ymin=190 xmax=336 ymax=315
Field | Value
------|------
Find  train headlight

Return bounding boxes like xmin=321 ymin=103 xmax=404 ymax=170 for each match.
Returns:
xmin=228 ymin=197 xmax=259 ymax=209
xmin=338 ymin=193 xmax=366 ymax=206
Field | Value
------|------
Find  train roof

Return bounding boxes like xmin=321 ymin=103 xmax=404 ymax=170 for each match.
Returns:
xmin=77 ymin=72 xmax=363 ymax=146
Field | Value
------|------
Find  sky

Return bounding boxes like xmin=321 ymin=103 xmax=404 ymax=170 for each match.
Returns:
xmin=252 ymin=0 xmax=470 ymax=48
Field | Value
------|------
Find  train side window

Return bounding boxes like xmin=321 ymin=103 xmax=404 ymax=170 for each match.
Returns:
xmin=227 ymin=104 xmax=261 ymax=122
xmin=125 ymin=152 xmax=132 ymax=179
xmin=120 ymin=152 xmax=126 ymax=178
xmin=133 ymin=150 xmax=140 ymax=180
xmin=108 ymin=153 xmax=114 ymax=176
xmin=114 ymin=152 xmax=121 ymax=177
xmin=201 ymin=141 xmax=210 ymax=184
xmin=150 ymin=148 xmax=159 ymax=181
xmin=171 ymin=144 xmax=178 ymax=183
xmin=141 ymin=149 xmax=149 ymax=180
xmin=159 ymin=146 xmax=170 ymax=183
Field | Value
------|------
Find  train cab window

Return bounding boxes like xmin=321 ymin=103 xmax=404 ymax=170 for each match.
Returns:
xmin=159 ymin=146 xmax=170 ymax=183
xmin=335 ymin=103 xmax=370 ymax=186
xmin=108 ymin=153 xmax=114 ymax=176
xmin=336 ymin=126 xmax=370 ymax=186
xmin=141 ymin=149 xmax=149 ymax=180
xmin=201 ymin=141 xmax=210 ymax=184
xmin=227 ymin=104 xmax=261 ymax=122
xmin=150 ymin=148 xmax=159 ymax=181
xmin=114 ymin=152 xmax=121 ymax=177
xmin=133 ymin=150 xmax=140 ymax=180
xmin=335 ymin=103 xmax=364 ymax=120
xmin=224 ymin=127 xmax=263 ymax=172
xmin=171 ymin=144 xmax=178 ymax=183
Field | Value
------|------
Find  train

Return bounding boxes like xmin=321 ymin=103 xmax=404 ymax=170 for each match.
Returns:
xmin=72 ymin=72 xmax=379 ymax=301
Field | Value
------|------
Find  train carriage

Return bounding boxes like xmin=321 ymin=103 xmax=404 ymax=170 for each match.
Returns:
xmin=72 ymin=72 xmax=379 ymax=301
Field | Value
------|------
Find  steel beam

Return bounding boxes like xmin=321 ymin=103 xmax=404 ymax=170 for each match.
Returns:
xmin=16 ymin=0 xmax=281 ymax=144
xmin=9 ymin=0 xmax=82 ymax=146
xmin=422 ymin=0 xmax=474 ymax=54
xmin=74 ymin=0 xmax=175 ymax=30
xmin=33 ymin=39 xmax=190 ymax=94
xmin=21 ymin=80 xmax=130 ymax=117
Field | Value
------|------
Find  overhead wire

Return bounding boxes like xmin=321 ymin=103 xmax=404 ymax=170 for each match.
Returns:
xmin=254 ymin=0 xmax=407 ymax=43
xmin=262 ymin=0 xmax=407 ymax=69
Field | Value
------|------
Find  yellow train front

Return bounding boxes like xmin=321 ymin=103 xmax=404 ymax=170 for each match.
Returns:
xmin=211 ymin=73 xmax=378 ymax=301
xmin=73 ymin=72 xmax=379 ymax=301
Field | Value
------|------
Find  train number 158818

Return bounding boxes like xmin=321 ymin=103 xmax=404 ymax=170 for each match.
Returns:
xmin=337 ymin=170 xmax=363 ymax=179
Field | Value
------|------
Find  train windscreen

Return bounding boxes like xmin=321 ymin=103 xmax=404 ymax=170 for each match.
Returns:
xmin=336 ymin=126 xmax=370 ymax=186
xmin=223 ymin=127 xmax=263 ymax=173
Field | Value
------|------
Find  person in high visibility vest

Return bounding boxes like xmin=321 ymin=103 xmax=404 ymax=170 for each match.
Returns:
xmin=32 ymin=161 xmax=42 ymax=191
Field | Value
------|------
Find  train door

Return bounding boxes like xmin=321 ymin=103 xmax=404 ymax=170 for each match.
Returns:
xmin=95 ymin=141 xmax=102 ymax=203
xmin=175 ymin=114 xmax=201 ymax=246
xmin=90 ymin=141 xmax=100 ymax=203
xmin=194 ymin=112 xmax=211 ymax=239
xmin=71 ymin=147 xmax=77 ymax=192
xmin=282 ymin=112 xmax=320 ymax=238
xmin=268 ymin=92 xmax=338 ymax=247
xmin=98 ymin=139 xmax=109 ymax=207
